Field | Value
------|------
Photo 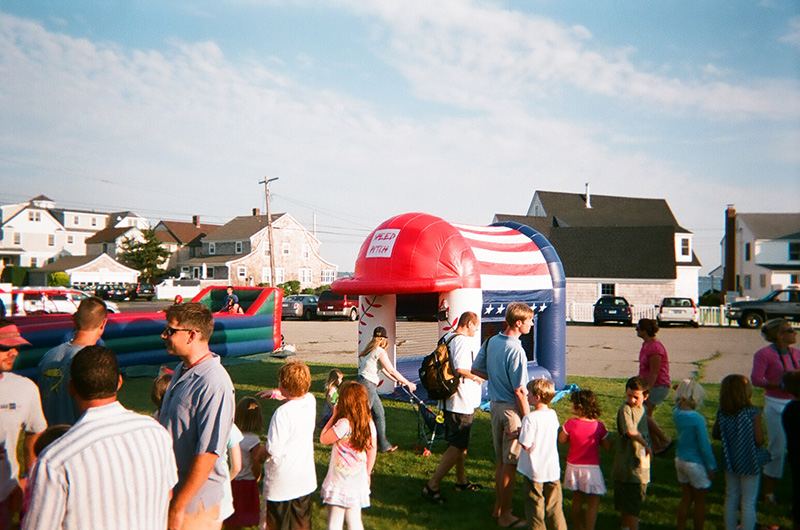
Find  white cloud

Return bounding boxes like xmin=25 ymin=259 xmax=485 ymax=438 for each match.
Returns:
xmin=780 ymin=16 xmax=800 ymax=50
xmin=341 ymin=0 xmax=800 ymax=121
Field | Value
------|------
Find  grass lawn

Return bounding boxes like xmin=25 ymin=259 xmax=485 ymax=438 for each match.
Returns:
xmin=118 ymin=358 xmax=794 ymax=530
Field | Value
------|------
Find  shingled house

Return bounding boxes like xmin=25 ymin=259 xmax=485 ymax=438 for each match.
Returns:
xmin=176 ymin=211 xmax=337 ymax=288
xmin=152 ymin=216 xmax=221 ymax=273
xmin=494 ymin=189 xmax=701 ymax=307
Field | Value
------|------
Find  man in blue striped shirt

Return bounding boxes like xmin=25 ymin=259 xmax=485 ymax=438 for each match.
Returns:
xmin=24 ymin=345 xmax=177 ymax=529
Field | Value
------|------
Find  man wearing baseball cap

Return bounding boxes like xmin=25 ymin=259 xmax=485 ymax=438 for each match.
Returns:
xmin=0 ymin=319 xmax=47 ymax=527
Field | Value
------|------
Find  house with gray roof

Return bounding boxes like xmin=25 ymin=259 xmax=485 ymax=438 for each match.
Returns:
xmin=494 ymin=189 xmax=701 ymax=308
xmin=721 ymin=206 xmax=800 ymax=298
xmin=177 ymin=210 xmax=337 ymax=288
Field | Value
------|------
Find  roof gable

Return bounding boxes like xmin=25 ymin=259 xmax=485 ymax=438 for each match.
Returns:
xmin=738 ymin=213 xmax=800 ymax=240
xmin=85 ymin=226 xmax=137 ymax=244
xmin=532 ymin=190 xmax=681 ymax=228
xmin=156 ymin=220 xmax=220 ymax=245
xmin=205 ymin=213 xmax=285 ymax=242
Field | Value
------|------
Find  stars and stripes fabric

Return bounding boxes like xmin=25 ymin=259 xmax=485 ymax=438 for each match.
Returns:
xmin=453 ymin=223 xmax=554 ymax=320
xmin=23 ymin=402 xmax=177 ymax=530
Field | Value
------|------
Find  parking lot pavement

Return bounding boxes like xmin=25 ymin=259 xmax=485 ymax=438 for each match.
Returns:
xmin=281 ymin=320 xmax=767 ymax=384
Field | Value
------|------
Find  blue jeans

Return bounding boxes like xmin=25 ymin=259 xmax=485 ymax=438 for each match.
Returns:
xmin=356 ymin=376 xmax=392 ymax=452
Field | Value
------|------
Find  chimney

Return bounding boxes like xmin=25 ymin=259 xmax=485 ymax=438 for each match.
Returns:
xmin=585 ymin=182 xmax=592 ymax=209
xmin=252 ymin=208 xmax=260 ymax=216
xmin=192 ymin=215 xmax=200 ymax=228
xmin=723 ymin=205 xmax=737 ymax=294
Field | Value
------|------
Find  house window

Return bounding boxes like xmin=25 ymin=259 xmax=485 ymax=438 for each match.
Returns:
xmin=321 ymin=270 xmax=335 ymax=284
xmin=13 ymin=233 xmax=20 ymax=245
xmin=745 ymin=243 xmax=751 ymax=261
xmin=601 ymin=283 xmax=615 ymax=296
xmin=275 ymin=268 xmax=285 ymax=284
xmin=282 ymin=243 xmax=290 ymax=255
xmin=238 ymin=266 xmax=247 ymax=279
xmin=208 ymin=242 xmax=215 ymax=255
xmin=790 ymin=242 xmax=800 ymax=261
xmin=263 ymin=242 xmax=270 ymax=257
xmin=92 ymin=217 xmax=97 ymax=227
xmin=681 ymin=238 xmax=690 ymax=257
xmin=48 ymin=235 xmax=55 ymax=246
xmin=192 ymin=267 xmax=201 ymax=279
xmin=67 ymin=236 xmax=73 ymax=244
xmin=760 ymin=274 xmax=767 ymax=288
xmin=30 ymin=257 xmax=37 ymax=267
xmin=791 ymin=274 xmax=800 ymax=284
xmin=262 ymin=267 xmax=271 ymax=284
xmin=235 ymin=241 xmax=243 ymax=254
xmin=299 ymin=268 xmax=312 ymax=284
xmin=743 ymin=275 xmax=751 ymax=290
xmin=207 ymin=268 xmax=214 ymax=279
xmin=28 ymin=211 xmax=41 ymax=222
xmin=181 ymin=266 xmax=191 ymax=278
xmin=302 ymin=243 xmax=310 ymax=260
xmin=73 ymin=216 xmax=79 ymax=225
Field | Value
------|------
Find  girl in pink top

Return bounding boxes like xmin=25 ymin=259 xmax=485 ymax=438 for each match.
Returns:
xmin=558 ymin=390 xmax=611 ymax=530
xmin=637 ymin=318 xmax=672 ymax=454
xmin=750 ymin=318 xmax=799 ymax=504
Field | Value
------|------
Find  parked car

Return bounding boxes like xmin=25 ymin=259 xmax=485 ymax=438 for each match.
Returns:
xmin=125 ymin=282 xmax=155 ymax=301
xmin=11 ymin=287 xmax=120 ymax=315
xmin=656 ymin=297 xmax=699 ymax=327
xmin=94 ymin=283 xmax=129 ymax=301
xmin=316 ymin=290 xmax=361 ymax=321
xmin=282 ymin=294 xmax=318 ymax=320
xmin=593 ymin=296 xmax=632 ymax=325
xmin=725 ymin=286 xmax=800 ymax=329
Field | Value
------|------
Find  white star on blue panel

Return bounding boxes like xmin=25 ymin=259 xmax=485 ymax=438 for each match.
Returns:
xmin=496 ymin=304 xmax=506 ymax=314
xmin=484 ymin=304 xmax=494 ymax=315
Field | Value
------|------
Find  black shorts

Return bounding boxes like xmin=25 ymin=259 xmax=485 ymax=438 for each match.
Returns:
xmin=444 ymin=410 xmax=474 ymax=450
xmin=265 ymin=493 xmax=312 ymax=530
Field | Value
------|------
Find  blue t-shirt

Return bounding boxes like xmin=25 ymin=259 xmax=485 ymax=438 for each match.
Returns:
xmin=471 ymin=334 xmax=528 ymax=404
xmin=673 ymin=407 xmax=716 ymax=471
xmin=38 ymin=342 xmax=83 ymax=425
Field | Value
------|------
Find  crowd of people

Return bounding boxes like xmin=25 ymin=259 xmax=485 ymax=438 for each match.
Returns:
xmin=0 ymin=297 xmax=797 ymax=530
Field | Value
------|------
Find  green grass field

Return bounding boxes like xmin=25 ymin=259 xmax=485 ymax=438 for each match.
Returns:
xmin=117 ymin=358 xmax=794 ymax=530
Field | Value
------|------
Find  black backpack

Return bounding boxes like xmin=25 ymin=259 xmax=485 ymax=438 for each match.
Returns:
xmin=418 ymin=334 xmax=460 ymax=401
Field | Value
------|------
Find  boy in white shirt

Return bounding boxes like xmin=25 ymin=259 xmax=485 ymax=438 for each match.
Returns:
xmin=516 ymin=378 xmax=567 ymax=530
xmin=261 ymin=361 xmax=317 ymax=530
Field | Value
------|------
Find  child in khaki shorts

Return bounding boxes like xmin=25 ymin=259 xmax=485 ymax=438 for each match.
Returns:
xmin=612 ymin=376 xmax=651 ymax=530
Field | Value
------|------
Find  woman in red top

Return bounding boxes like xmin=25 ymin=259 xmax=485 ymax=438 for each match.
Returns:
xmin=637 ymin=318 xmax=672 ymax=454
xmin=750 ymin=318 xmax=799 ymax=504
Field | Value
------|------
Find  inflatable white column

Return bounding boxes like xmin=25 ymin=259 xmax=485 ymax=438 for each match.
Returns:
xmin=358 ymin=294 xmax=397 ymax=395
xmin=439 ymin=288 xmax=483 ymax=351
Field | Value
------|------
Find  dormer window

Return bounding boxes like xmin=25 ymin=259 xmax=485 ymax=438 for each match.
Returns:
xmin=208 ymin=242 xmax=215 ymax=255
xmin=681 ymin=238 xmax=690 ymax=257
xmin=235 ymin=241 xmax=243 ymax=254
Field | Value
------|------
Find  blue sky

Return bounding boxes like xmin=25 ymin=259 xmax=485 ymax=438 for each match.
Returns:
xmin=1 ymin=0 xmax=798 ymax=273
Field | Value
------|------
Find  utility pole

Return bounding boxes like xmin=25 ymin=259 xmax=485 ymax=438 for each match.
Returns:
xmin=259 ymin=177 xmax=279 ymax=287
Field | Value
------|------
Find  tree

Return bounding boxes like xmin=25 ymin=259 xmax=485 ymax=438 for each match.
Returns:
xmin=48 ymin=272 xmax=71 ymax=287
xmin=119 ymin=229 xmax=171 ymax=282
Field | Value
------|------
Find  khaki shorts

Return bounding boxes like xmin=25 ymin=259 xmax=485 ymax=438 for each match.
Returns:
xmin=490 ymin=401 xmax=522 ymax=465
xmin=614 ymin=481 xmax=648 ymax=517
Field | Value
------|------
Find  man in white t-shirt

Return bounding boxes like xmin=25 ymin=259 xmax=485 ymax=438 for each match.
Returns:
xmin=0 ymin=319 xmax=47 ymax=527
xmin=422 ymin=311 xmax=485 ymax=502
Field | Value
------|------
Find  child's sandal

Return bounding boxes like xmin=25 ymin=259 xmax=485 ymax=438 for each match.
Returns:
xmin=454 ymin=481 xmax=483 ymax=491
xmin=421 ymin=484 xmax=446 ymax=503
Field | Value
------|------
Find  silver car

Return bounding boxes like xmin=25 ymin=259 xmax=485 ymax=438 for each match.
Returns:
xmin=281 ymin=294 xmax=318 ymax=320
xmin=656 ymin=297 xmax=699 ymax=327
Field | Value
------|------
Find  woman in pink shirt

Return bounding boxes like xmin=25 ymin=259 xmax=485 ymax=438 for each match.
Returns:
xmin=637 ymin=318 xmax=672 ymax=454
xmin=750 ymin=318 xmax=799 ymax=504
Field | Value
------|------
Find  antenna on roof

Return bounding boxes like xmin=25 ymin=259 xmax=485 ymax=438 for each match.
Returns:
xmin=585 ymin=183 xmax=592 ymax=209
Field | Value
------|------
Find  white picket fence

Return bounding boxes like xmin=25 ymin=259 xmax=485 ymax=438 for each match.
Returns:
xmin=567 ymin=303 xmax=731 ymax=326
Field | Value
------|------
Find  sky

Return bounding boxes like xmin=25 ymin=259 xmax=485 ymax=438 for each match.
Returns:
xmin=1 ymin=0 xmax=798 ymax=274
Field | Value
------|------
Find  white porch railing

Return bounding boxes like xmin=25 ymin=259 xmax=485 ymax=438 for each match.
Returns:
xmin=566 ymin=303 xmax=731 ymax=327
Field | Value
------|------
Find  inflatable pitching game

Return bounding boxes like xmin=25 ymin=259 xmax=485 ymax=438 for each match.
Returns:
xmin=12 ymin=286 xmax=282 ymax=378
xmin=331 ymin=212 xmax=566 ymax=395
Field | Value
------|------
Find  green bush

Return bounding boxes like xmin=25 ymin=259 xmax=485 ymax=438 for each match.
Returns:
xmin=0 ymin=266 xmax=30 ymax=286
xmin=48 ymin=271 xmax=71 ymax=287
xmin=278 ymin=280 xmax=301 ymax=296
xmin=314 ymin=284 xmax=331 ymax=294
xmin=301 ymin=287 xmax=316 ymax=294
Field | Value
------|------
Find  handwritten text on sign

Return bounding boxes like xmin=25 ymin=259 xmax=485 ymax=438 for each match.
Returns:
xmin=366 ymin=229 xmax=400 ymax=258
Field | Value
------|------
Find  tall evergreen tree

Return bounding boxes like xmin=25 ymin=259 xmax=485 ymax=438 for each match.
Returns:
xmin=119 ymin=229 xmax=171 ymax=282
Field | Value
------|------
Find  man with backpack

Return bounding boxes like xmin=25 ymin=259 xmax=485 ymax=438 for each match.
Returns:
xmin=422 ymin=311 xmax=484 ymax=503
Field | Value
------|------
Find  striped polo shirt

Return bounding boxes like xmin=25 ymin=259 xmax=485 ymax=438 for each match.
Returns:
xmin=23 ymin=401 xmax=178 ymax=530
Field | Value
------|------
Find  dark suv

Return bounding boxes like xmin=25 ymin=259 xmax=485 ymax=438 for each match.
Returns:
xmin=593 ymin=296 xmax=632 ymax=325
xmin=726 ymin=287 xmax=800 ymax=329
xmin=316 ymin=290 xmax=361 ymax=321
xmin=126 ymin=282 xmax=155 ymax=301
